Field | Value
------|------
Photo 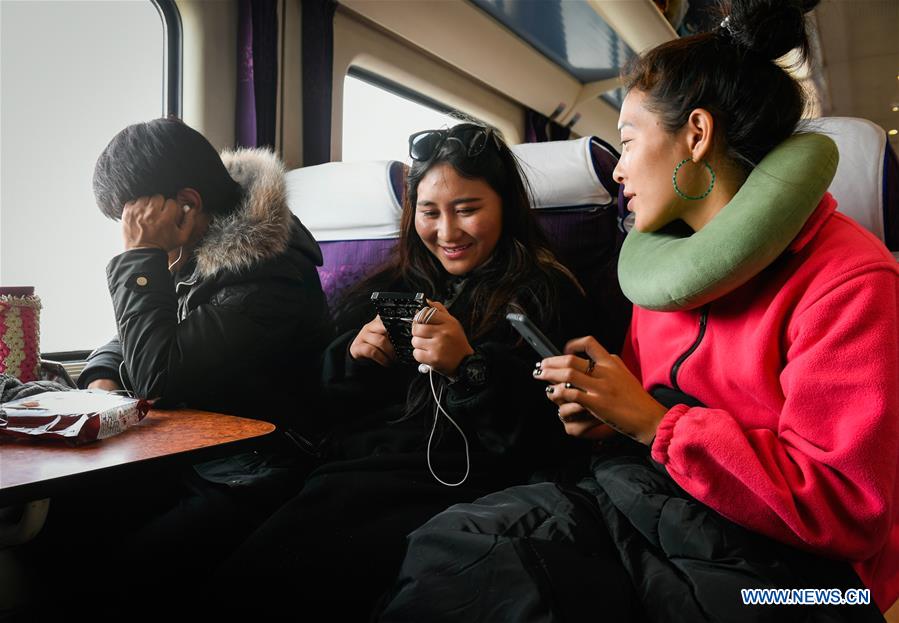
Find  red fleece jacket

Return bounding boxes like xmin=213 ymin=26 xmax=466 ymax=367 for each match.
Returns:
xmin=624 ymin=195 xmax=899 ymax=611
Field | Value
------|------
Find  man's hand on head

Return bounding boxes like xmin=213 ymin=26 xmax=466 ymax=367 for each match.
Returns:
xmin=122 ymin=195 xmax=196 ymax=252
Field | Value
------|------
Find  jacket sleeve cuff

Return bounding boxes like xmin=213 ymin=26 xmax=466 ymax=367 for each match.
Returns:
xmin=107 ymin=248 xmax=171 ymax=291
xmin=446 ymin=347 xmax=494 ymax=406
xmin=650 ymin=403 xmax=691 ymax=464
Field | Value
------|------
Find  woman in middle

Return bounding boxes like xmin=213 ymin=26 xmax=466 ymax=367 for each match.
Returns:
xmin=215 ymin=122 xmax=595 ymax=617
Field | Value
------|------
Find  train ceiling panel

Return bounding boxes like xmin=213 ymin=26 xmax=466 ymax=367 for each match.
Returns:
xmin=470 ymin=0 xmax=635 ymax=84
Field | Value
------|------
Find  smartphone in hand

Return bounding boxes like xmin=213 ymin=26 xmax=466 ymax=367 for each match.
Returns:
xmin=371 ymin=292 xmax=426 ymax=363
xmin=506 ymin=313 xmax=561 ymax=358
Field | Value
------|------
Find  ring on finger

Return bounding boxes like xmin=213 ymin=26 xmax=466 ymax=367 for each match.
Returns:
xmin=564 ymin=382 xmax=582 ymax=391
xmin=414 ymin=307 xmax=437 ymax=325
xmin=585 ymin=358 xmax=596 ymax=375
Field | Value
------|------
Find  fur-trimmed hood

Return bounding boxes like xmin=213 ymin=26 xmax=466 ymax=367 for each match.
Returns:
xmin=192 ymin=148 xmax=321 ymax=278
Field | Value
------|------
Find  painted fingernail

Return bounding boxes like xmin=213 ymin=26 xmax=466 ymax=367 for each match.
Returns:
xmin=545 ymin=386 xmax=554 ymax=395
xmin=532 ymin=368 xmax=542 ymax=377
xmin=534 ymin=361 xmax=542 ymax=369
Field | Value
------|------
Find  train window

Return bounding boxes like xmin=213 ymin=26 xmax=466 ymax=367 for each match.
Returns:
xmin=1 ymin=1 xmax=164 ymax=354
xmin=342 ymin=69 xmax=460 ymax=163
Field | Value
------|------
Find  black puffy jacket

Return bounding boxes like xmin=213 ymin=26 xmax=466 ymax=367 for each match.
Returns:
xmin=380 ymin=438 xmax=885 ymax=623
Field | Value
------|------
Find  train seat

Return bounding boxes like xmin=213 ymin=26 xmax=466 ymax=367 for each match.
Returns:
xmin=806 ymin=116 xmax=899 ymax=257
xmin=511 ymin=136 xmax=630 ymax=350
xmin=285 ymin=160 xmax=405 ymax=306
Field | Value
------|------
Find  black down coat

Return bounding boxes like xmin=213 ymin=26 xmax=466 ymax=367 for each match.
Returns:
xmin=379 ymin=437 xmax=885 ymax=623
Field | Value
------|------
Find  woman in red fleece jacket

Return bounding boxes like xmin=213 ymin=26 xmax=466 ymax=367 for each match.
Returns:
xmin=534 ymin=0 xmax=899 ymax=616
xmin=378 ymin=1 xmax=899 ymax=621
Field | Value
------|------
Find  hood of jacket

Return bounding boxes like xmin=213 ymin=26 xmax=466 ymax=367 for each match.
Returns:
xmin=192 ymin=148 xmax=321 ymax=278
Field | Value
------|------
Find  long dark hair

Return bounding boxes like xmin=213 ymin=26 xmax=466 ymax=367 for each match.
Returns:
xmin=623 ymin=0 xmax=820 ymax=172
xmin=334 ymin=122 xmax=579 ymax=340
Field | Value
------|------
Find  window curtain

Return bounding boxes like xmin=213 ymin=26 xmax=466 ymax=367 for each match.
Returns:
xmin=513 ymin=0 xmax=569 ymax=144
xmin=524 ymin=108 xmax=571 ymax=143
xmin=301 ymin=0 xmax=337 ymax=166
xmin=237 ymin=0 xmax=278 ymax=149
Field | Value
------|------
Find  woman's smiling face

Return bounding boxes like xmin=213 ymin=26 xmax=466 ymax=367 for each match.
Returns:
xmin=414 ymin=162 xmax=503 ymax=276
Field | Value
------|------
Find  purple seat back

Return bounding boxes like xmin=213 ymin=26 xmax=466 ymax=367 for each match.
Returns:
xmin=287 ymin=160 xmax=405 ymax=306
xmin=316 ymin=161 xmax=405 ymax=304
xmin=318 ymin=239 xmax=397 ymax=304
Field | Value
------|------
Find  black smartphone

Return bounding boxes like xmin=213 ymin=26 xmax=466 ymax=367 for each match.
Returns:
xmin=506 ymin=313 xmax=561 ymax=358
xmin=371 ymin=291 xmax=426 ymax=363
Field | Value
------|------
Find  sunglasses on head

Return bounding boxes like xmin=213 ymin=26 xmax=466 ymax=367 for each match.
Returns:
xmin=408 ymin=125 xmax=497 ymax=162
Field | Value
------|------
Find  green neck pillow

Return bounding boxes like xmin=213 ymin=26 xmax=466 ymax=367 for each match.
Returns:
xmin=618 ymin=133 xmax=839 ymax=311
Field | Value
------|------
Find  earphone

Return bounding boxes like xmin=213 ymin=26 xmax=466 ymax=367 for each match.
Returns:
xmin=418 ymin=363 xmax=431 ymax=374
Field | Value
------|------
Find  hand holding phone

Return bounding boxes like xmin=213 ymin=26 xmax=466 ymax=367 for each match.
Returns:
xmin=506 ymin=313 xmax=561 ymax=358
xmin=410 ymin=300 xmax=474 ymax=378
xmin=349 ymin=315 xmax=396 ymax=366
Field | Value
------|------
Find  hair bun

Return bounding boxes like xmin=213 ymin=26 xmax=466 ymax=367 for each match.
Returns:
xmin=724 ymin=0 xmax=820 ymax=61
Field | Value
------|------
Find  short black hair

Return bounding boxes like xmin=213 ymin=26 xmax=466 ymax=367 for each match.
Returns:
xmin=92 ymin=117 xmax=243 ymax=220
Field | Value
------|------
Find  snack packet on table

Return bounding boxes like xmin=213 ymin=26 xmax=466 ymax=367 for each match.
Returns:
xmin=0 ymin=390 xmax=150 ymax=444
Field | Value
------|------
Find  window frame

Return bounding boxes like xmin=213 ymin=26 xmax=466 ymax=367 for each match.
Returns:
xmin=152 ymin=0 xmax=183 ymax=119
xmin=347 ymin=66 xmax=456 ymax=117
xmin=331 ymin=9 xmax=525 ymax=162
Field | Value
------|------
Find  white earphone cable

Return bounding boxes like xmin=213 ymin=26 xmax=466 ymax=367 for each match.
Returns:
xmin=168 ymin=246 xmax=184 ymax=272
xmin=425 ymin=368 xmax=470 ymax=487
xmin=117 ymin=360 xmax=134 ymax=398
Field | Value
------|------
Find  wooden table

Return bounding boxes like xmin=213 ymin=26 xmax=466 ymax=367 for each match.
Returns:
xmin=0 ymin=409 xmax=276 ymax=506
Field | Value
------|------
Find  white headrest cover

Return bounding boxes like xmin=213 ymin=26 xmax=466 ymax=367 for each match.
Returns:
xmin=512 ymin=136 xmax=613 ymax=209
xmin=802 ymin=117 xmax=886 ymax=242
xmin=285 ymin=160 xmax=403 ymax=241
